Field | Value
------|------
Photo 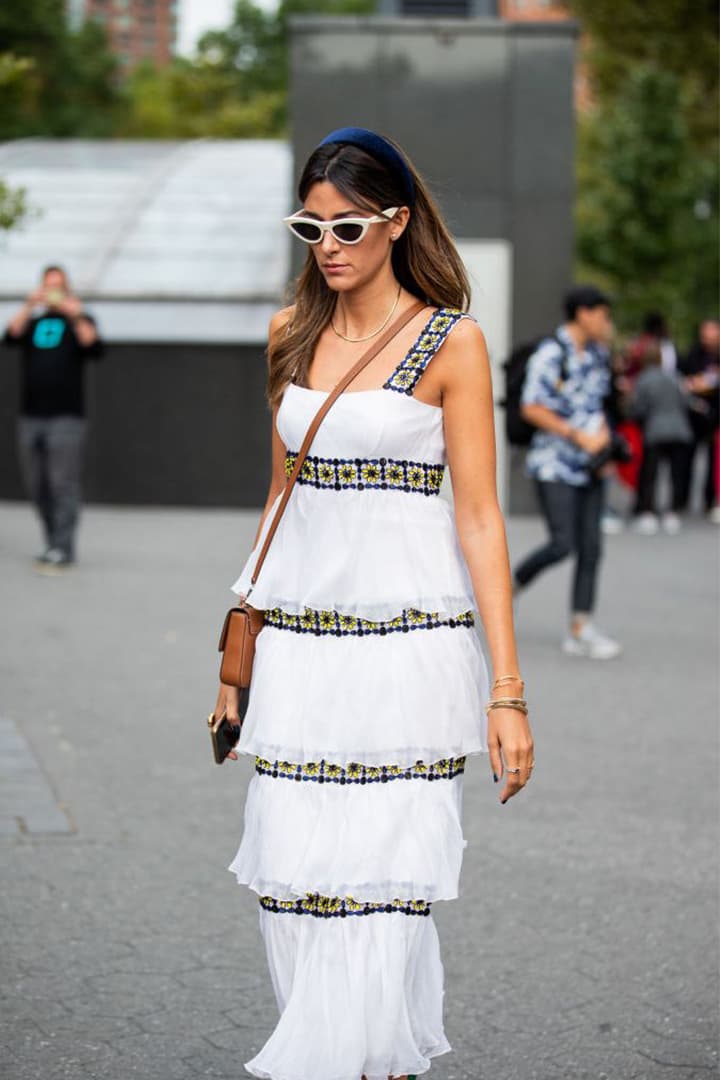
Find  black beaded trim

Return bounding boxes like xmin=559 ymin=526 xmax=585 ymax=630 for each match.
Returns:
xmin=383 ymin=308 xmax=469 ymax=395
xmin=259 ymin=894 xmax=431 ymax=918
xmin=285 ymin=452 xmax=444 ymax=496
xmin=264 ymin=606 xmax=474 ymax=637
xmin=255 ymin=756 xmax=466 ymax=785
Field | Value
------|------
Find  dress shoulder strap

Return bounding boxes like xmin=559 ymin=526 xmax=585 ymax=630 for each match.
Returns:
xmin=383 ymin=307 xmax=472 ymax=396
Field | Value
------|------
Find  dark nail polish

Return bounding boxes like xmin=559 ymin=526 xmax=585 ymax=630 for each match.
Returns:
xmin=493 ymin=773 xmax=498 ymax=783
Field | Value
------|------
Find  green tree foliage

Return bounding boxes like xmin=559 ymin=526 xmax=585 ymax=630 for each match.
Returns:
xmin=0 ymin=177 xmax=30 ymax=232
xmin=0 ymin=0 xmax=121 ymax=138
xmin=569 ymin=0 xmax=718 ymax=148
xmin=576 ymin=68 xmax=718 ymax=342
xmin=120 ymin=55 xmax=287 ymax=138
xmin=121 ymin=0 xmax=375 ymax=138
xmin=0 ymin=55 xmax=33 ymax=231
xmin=0 ymin=52 xmax=35 ymax=130
xmin=568 ymin=0 xmax=719 ymax=343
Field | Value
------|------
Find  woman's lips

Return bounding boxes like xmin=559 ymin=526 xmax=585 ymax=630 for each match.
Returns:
xmin=323 ymin=263 xmax=348 ymax=273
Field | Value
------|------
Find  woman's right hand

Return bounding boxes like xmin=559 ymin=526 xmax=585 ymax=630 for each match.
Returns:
xmin=213 ymin=682 xmax=241 ymax=761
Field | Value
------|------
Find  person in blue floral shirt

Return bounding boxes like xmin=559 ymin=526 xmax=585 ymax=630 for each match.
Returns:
xmin=513 ymin=285 xmax=622 ymax=659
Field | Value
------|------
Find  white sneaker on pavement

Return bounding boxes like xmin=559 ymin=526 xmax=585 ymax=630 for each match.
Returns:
xmin=634 ymin=513 xmax=659 ymax=535
xmin=601 ymin=511 xmax=624 ymax=535
xmin=34 ymin=548 xmax=73 ymax=575
xmin=661 ymin=512 xmax=682 ymax=534
xmin=562 ymin=622 xmax=622 ymax=660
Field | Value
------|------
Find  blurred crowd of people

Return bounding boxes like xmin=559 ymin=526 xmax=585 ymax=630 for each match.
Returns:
xmin=608 ymin=313 xmax=720 ymax=533
xmin=511 ymin=287 xmax=719 ymax=661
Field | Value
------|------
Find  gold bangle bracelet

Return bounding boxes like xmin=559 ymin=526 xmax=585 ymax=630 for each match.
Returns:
xmin=485 ymin=699 xmax=528 ymax=714
xmin=492 ymin=675 xmax=524 ymax=688
xmin=485 ymin=702 xmax=528 ymax=715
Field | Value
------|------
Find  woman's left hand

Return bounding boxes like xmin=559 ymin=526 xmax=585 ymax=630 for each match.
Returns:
xmin=487 ymin=707 xmax=535 ymax=804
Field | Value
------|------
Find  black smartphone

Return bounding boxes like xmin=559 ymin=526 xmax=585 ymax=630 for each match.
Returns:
xmin=209 ymin=716 xmax=240 ymax=765
xmin=208 ymin=689 xmax=249 ymax=765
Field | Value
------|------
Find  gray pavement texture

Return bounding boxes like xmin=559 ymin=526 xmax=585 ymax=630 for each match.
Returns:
xmin=0 ymin=500 xmax=718 ymax=1080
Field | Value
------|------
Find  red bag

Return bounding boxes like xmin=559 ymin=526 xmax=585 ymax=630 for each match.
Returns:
xmin=614 ymin=420 xmax=643 ymax=491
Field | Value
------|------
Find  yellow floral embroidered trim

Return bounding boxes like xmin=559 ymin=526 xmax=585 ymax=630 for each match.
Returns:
xmin=264 ymin=607 xmax=474 ymax=637
xmin=384 ymin=307 xmax=469 ymax=396
xmin=255 ymin=756 xmax=467 ymax=785
xmin=284 ymin=452 xmax=444 ymax=496
xmin=259 ymin=894 xmax=431 ymax=918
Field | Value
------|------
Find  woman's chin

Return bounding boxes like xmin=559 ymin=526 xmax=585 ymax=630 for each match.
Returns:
xmin=322 ymin=275 xmax=356 ymax=293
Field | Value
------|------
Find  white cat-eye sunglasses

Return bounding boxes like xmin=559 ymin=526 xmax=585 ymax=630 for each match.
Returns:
xmin=283 ymin=207 xmax=399 ymax=245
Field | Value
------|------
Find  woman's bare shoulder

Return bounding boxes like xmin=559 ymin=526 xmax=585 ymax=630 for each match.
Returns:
xmin=269 ymin=304 xmax=296 ymax=343
xmin=437 ymin=314 xmax=490 ymax=384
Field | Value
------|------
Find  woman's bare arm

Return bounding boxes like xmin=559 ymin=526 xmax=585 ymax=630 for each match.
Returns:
xmin=434 ymin=319 xmax=534 ymax=802
xmin=216 ymin=308 xmax=293 ymax=735
xmin=249 ymin=307 xmax=296 ymax=548
xmin=251 ymin=405 xmax=289 ymax=549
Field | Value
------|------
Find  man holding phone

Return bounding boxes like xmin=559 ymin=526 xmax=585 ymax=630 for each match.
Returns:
xmin=4 ymin=265 xmax=103 ymax=571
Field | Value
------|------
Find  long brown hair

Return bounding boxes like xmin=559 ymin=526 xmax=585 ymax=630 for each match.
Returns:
xmin=267 ymin=138 xmax=471 ymax=406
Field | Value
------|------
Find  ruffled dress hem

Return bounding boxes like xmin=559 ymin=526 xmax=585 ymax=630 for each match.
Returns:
xmin=245 ymin=1038 xmax=452 ymax=1080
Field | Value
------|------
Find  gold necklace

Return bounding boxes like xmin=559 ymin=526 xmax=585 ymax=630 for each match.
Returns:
xmin=331 ymin=285 xmax=402 ymax=343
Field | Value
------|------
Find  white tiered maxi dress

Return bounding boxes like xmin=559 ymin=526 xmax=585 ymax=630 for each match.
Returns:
xmin=229 ymin=309 xmax=489 ymax=1080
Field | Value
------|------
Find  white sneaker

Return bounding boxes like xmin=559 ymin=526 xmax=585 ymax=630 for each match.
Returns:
xmin=601 ymin=512 xmax=624 ymax=535
xmin=562 ymin=622 xmax=622 ymax=660
xmin=34 ymin=548 xmax=73 ymax=575
xmin=661 ymin=512 xmax=681 ymax=534
xmin=633 ymin=513 xmax=659 ymax=535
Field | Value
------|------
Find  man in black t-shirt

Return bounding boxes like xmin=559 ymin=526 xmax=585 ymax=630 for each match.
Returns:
xmin=4 ymin=265 xmax=103 ymax=570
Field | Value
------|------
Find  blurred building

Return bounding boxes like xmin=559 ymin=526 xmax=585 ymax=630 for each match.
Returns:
xmin=499 ymin=0 xmax=592 ymax=108
xmin=378 ymin=0 xmax=589 ymax=111
xmin=379 ymin=0 xmax=499 ymax=12
xmin=499 ymin=0 xmax=569 ymax=21
xmin=0 ymin=139 xmax=290 ymax=507
xmin=66 ymin=0 xmax=178 ymax=71
xmin=379 ymin=0 xmax=570 ymax=16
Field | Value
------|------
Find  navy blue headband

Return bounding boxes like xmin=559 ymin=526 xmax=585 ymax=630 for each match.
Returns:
xmin=318 ymin=127 xmax=416 ymax=206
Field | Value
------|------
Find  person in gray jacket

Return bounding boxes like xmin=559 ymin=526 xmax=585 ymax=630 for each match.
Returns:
xmin=630 ymin=344 xmax=692 ymax=534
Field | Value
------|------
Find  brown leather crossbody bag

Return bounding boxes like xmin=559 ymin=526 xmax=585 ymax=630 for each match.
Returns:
xmin=216 ymin=301 xmax=425 ymax=691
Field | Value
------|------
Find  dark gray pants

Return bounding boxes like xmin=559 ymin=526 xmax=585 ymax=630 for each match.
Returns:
xmin=514 ymin=478 xmax=605 ymax=614
xmin=636 ymin=441 xmax=689 ymax=514
xmin=17 ymin=415 xmax=87 ymax=560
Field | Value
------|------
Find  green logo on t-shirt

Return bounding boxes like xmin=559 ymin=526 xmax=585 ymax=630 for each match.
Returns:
xmin=33 ymin=318 xmax=66 ymax=349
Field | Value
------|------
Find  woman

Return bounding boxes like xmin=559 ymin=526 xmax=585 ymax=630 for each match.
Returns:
xmin=216 ymin=128 xmax=534 ymax=1080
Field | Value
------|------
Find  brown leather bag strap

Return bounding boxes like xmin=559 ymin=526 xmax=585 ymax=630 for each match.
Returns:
xmin=248 ymin=300 xmax=426 ymax=590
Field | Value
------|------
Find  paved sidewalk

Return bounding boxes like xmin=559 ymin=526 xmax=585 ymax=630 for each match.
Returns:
xmin=1 ymin=500 xmax=717 ymax=1080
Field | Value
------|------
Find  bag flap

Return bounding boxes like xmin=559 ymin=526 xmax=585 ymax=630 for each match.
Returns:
xmin=218 ymin=607 xmax=240 ymax=651
xmin=218 ymin=605 xmax=264 ymax=650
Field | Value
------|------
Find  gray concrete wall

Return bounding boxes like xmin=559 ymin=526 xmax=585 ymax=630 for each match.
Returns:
xmin=289 ymin=15 xmax=578 ymax=511
xmin=0 ymin=343 xmax=272 ymax=507
xmin=289 ymin=16 xmax=577 ymax=345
